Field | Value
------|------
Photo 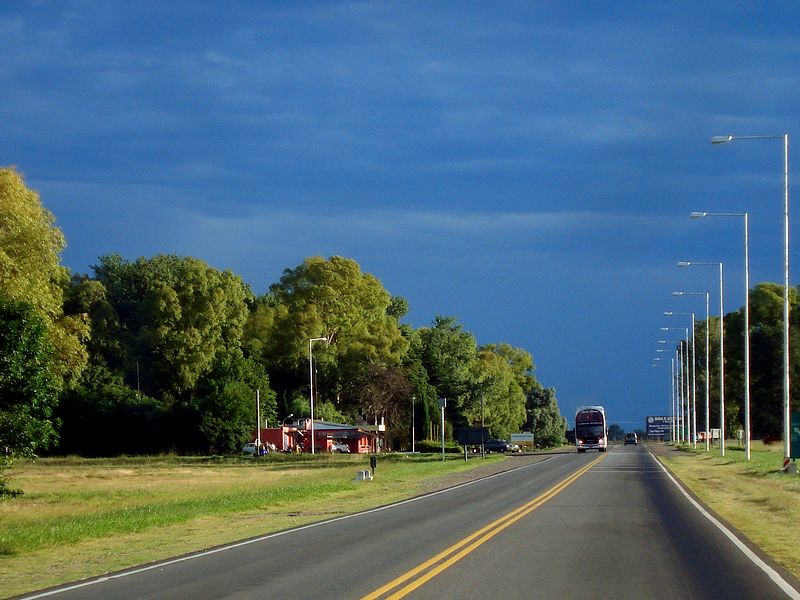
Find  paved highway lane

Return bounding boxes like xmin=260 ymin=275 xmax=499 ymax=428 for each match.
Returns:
xmin=19 ymin=447 xmax=800 ymax=600
xmin=384 ymin=446 xmax=800 ymax=600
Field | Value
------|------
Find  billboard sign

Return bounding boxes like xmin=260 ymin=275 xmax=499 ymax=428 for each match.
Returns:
xmin=646 ymin=415 xmax=673 ymax=440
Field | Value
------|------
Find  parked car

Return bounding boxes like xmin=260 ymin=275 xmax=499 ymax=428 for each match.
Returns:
xmin=624 ymin=433 xmax=638 ymax=446
xmin=330 ymin=442 xmax=350 ymax=453
xmin=484 ymin=439 xmax=511 ymax=453
xmin=242 ymin=442 xmax=258 ymax=456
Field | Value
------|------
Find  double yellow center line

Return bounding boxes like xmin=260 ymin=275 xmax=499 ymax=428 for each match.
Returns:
xmin=361 ymin=453 xmax=606 ymax=600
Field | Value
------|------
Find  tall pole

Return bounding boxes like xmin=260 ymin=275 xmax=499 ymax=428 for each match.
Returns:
xmin=705 ymin=292 xmax=710 ymax=451
xmin=744 ymin=213 xmax=751 ymax=460
xmin=712 ymin=133 xmax=790 ymax=461
xmin=680 ymin=340 xmax=686 ymax=442
xmin=309 ymin=336 xmax=329 ymax=455
xmin=719 ymin=262 xmax=725 ymax=456
xmin=684 ymin=331 xmax=690 ymax=442
xmin=308 ymin=339 xmax=314 ymax=454
xmin=671 ymin=356 xmax=676 ymax=442
xmin=691 ymin=314 xmax=697 ymax=448
xmin=691 ymin=212 xmax=751 ymax=459
xmin=256 ymin=389 xmax=261 ymax=449
xmin=783 ymin=133 xmax=791 ymax=461
xmin=411 ymin=395 xmax=415 ymax=453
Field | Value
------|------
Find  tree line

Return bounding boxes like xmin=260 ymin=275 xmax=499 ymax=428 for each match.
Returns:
xmin=0 ymin=167 xmax=568 ymax=466
xmin=671 ymin=283 xmax=800 ymax=442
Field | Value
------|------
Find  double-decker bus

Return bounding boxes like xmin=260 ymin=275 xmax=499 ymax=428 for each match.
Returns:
xmin=575 ymin=406 xmax=607 ymax=453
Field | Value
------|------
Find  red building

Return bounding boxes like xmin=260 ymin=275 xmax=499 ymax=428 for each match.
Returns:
xmin=253 ymin=418 xmax=385 ymax=453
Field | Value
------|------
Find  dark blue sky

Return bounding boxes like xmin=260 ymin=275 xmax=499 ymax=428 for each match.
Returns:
xmin=2 ymin=1 xmax=799 ymax=428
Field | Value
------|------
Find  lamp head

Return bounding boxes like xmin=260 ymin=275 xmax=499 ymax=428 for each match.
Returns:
xmin=690 ymin=211 xmax=707 ymax=219
xmin=677 ymin=261 xmax=691 ymax=267
xmin=663 ymin=311 xmax=674 ymax=316
xmin=672 ymin=291 xmax=684 ymax=296
xmin=711 ymin=135 xmax=734 ymax=144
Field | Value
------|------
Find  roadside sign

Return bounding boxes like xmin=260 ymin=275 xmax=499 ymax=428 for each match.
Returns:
xmin=791 ymin=412 xmax=800 ymax=459
xmin=646 ymin=416 xmax=672 ymax=440
xmin=510 ymin=433 xmax=534 ymax=443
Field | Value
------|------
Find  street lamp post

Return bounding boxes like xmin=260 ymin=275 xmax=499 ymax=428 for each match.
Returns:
xmin=674 ymin=291 xmax=711 ymax=451
xmin=309 ymin=336 xmax=329 ymax=455
xmin=660 ymin=335 xmax=687 ymax=442
xmin=666 ymin=314 xmax=697 ymax=448
xmin=691 ymin=211 xmax=751 ymax=459
xmin=679 ymin=260 xmax=725 ymax=455
xmin=712 ymin=133 xmax=790 ymax=461
xmin=652 ymin=356 xmax=674 ymax=441
xmin=411 ymin=395 xmax=416 ymax=453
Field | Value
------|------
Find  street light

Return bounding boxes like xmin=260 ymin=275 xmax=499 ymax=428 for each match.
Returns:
xmin=712 ymin=133 xmax=791 ymax=462
xmin=665 ymin=313 xmax=697 ymax=448
xmin=674 ymin=291 xmax=711 ymax=451
xmin=651 ymin=357 xmax=675 ymax=442
xmin=662 ymin=327 xmax=691 ymax=443
xmin=309 ymin=336 xmax=329 ymax=454
xmin=692 ymin=211 xmax=752 ymax=460
xmin=679 ymin=260 xmax=725 ymax=455
xmin=660 ymin=335 xmax=687 ymax=442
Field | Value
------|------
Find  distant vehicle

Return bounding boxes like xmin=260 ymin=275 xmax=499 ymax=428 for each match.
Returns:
xmin=330 ymin=442 xmax=350 ymax=453
xmin=484 ymin=439 xmax=511 ymax=453
xmin=508 ymin=442 xmax=521 ymax=453
xmin=624 ymin=433 xmax=638 ymax=446
xmin=575 ymin=406 xmax=608 ymax=453
xmin=242 ymin=442 xmax=258 ymax=456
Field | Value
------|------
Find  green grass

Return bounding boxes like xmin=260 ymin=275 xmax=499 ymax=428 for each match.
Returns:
xmin=0 ymin=452 xmax=505 ymax=597
xmin=658 ymin=441 xmax=800 ymax=580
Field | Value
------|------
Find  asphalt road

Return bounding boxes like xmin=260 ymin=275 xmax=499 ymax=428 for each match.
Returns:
xmin=20 ymin=446 xmax=800 ymax=600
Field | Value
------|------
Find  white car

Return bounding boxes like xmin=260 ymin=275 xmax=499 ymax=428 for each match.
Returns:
xmin=330 ymin=442 xmax=350 ymax=453
xmin=242 ymin=443 xmax=258 ymax=456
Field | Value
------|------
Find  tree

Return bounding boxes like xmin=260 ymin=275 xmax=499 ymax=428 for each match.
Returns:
xmin=527 ymin=385 xmax=567 ymax=447
xmin=0 ymin=167 xmax=88 ymax=387
xmin=90 ymin=254 xmax=253 ymax=402
xmin=247 ymin=256 xmax=409 ymax=420
xmin=418 ymin=316 xmax=479 ymax=432
xmin=466 ymin=348 xmax=527 ymax=439
xmin=0 ymin=298 xmax=60 ymax=495
xmin=607 ymin=423 xmax=624 ymax=442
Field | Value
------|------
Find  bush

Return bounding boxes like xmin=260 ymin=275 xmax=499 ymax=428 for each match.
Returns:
xmin=414 ymin=439 xmax=463 ymax=454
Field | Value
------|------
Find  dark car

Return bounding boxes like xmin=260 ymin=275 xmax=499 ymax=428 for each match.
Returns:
xmin=484 ymin=439 xmax=511 ymax=453
xmin=624 ymin=433 xmax=638 ymax=446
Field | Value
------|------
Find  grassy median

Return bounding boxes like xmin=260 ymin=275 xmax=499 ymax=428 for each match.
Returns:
xmin=656 ymin=441 xmax=800 ymax=580
xmin=0 ymin=453 xmax=504 ymax=598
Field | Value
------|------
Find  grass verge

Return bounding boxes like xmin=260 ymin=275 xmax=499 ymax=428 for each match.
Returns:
xmin=657 ymin=441 xmax=800 ymax=580
xmin=0 ymin=453 xmax=504 ymax=598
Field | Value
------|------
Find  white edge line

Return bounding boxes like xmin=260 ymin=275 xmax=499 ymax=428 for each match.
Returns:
xmin=650 ymin=451 xmax=800 ymax=600
xmin=19 ymin=456 xmax=555 ymax=599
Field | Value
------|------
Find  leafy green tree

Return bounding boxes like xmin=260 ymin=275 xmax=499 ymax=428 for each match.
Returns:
xmin=466 ymin=348 xmax=527 ymax=439
xmin=194 ymin=351 xmax=275 ymax=454
xmin=527 ymin=385 xmax=567 ymax=447
xmin=248 ymin=256 xmax=409 ymax=420
xmin=418 ymin=316 xmax=478 ymax=432
xmin=401 ymin=325 xmax=437 ymax=443
xmin=0 ymin=298 xmax=61 ymax=495
xmin=722 ymin=283 xmax=800 ymax=440
xmin=91 ymin=254 xmax=253 ymax=402
xmin=55 ymin=365 xmax=165 ymax=456
xmin=607 ymin=423 xmax=624 ymax=442
xmin=0 ymin=167 xmax=88 ymax=387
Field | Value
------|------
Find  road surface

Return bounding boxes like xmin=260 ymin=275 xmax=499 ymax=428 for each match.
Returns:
xmin=19 ymin=446 xmax=800 ymax=600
